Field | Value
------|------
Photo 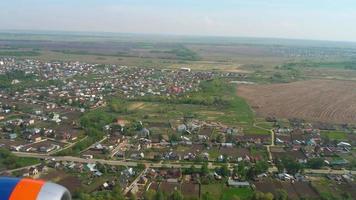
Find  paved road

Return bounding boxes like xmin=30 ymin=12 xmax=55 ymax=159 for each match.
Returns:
xmin=13 ymin=152 xmax=206 ymax=169
xmin=13 ymin=152 xmax=356 ymax=175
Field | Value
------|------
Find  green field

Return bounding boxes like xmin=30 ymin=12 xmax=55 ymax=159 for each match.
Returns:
xmin=243 ymin=126 xmax=271 ymax=135
xmin=201 ymin=184 xmax=224 ymax=199
xmin=221 ymin=187 xmax=254 ymax=200
xmin=320 ymin=130 xmax=348 ymax=140
xmin=201 ymin=184 xmax=253 ymax=200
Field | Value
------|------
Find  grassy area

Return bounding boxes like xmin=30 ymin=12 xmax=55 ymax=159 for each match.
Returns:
xmin=201 ymin=184 xmax=224 ymax=199
xmin=207 ymin=149 xmax=220 ymax=160
xmin=15 ymin=157 xmax=41 ymax=167
xmin=255 ymin=121 xmax=275 ymax=130
xmin=107 ymin=79 xmax=254 ymax=128
xmin=221 ymin=187 xmax=254 ymax=200
xmin=311 ymin=177 xmax=345 ymax=200
xmin=202 ymin=184 xmax=254 ymax=200
xmin=320 ymin=130 xmax=348 ymax=141
xmin=0 ymin=149 xmax=40 ymax=170
xmin=243 ymin=126 xmax=271 ymax=135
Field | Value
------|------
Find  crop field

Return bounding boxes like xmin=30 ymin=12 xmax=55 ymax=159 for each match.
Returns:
xmin=237 ymin=80 xmax=356 ymax=124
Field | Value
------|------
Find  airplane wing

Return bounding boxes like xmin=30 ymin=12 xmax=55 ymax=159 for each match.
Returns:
xmin=0 ymin=177 xmax=71 ymax=200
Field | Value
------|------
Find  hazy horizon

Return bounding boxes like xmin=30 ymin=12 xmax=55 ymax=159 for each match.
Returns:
xmin=1 ymin=0 xmax=356 ymax=42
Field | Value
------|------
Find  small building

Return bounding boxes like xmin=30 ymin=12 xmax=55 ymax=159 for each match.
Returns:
xmin=29 ymin=167 xmax=39 ymax=176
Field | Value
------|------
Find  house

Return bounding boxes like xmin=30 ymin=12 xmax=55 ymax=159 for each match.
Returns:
xmin=29 ymin=167 xmax=39 ymax=176
xmin=221 ymin=143 xmax=234 ymax=148
xmin=95 ymin=171 xmax=103 ymax=177
xmin=11 ymin=145 xmax=23 ymax=151
xmin=83 ymin=154 xmax=94 ymax=160
xmin=32 ymin=134 xmax=42 ymax=142
xmin=39 ymin=144 xmax=59 ymax=153
xmin=86 ymin=163 xmax=97 ymax=172
xmin=337 ymin=142 xmax=351 ymax=148
xmin=177 ymin=124 xmax=187 ymax=133
xmin=277 ymin=173 xmax=294 ymax=181
xmin=116 ymin=118 xmax=127 ymax=127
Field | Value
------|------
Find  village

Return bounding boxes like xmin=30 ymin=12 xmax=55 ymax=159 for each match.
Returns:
xmin=0 ymin=57 xmax=355 ymax=200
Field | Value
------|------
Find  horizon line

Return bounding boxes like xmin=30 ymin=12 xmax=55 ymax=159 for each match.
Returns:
xmin=0 ymin=29 xmax=356 ymax=45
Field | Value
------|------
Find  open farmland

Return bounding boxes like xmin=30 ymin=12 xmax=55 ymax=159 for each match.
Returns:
xmin=237 ymin=80 xmax=356 ymax=124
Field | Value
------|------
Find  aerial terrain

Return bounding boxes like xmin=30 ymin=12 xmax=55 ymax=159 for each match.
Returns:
xmin=0 ymin=32 xmax=356 ymax=200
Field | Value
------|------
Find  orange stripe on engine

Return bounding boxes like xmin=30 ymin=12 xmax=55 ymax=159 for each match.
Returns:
xmin=9 ymin=179 xmax=45 ymax=200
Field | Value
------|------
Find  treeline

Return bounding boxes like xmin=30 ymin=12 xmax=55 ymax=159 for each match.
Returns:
xmin=0 ymin=148 xmax=39 ymax=170
xmin=169 ymin=46 xmax=200 ymax=61
xmin=0 ymin=50 xmax=40 ymax=57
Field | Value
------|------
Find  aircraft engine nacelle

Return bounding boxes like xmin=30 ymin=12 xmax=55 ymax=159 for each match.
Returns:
xmin=0 ymin=177 xmax=71 ymax=200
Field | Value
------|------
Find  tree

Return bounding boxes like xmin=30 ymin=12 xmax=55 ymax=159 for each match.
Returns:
xmin=95 ymin=162 xmax=107 ymax=173
xmin=252 ymin=191 xmax=274 ymax=200
xmin=155 ymin=190 xmax=165 ymax=200
xmin=170 ymin=190 xmax=184 ymax=200
xmin=169 ymin=133 xmax=179 ymax=142
xmin=202 ymin=192 xmax=214 ymax=200
xmin=255 ymin=160 xmax=269 ymax=174
xmin=219 ymin=164 xmax=230 ymax=177
xmin=129 ymin=192 xmax=137 ymax=200
xmin=307 ymin=158 xmax=324 ymax=169
xmin=143 ymin=190 xmax=156 ymax=200
xmin=112 ymin=185 xmax=125 ymax=200
xmin=235 ymin=162 xmax=248 ymax=180
xmin=277 ymin=156 xmax=303 ymax=174
xmin=216 ymin=134 xmax=225 ymax=143
xmin=137 ymin=163 xmax=146 ymax=170
xmin=246 ymin=166 xmax=257 ymax=180
xmin=275 ymin=189 xmax=288 ymax=200
xmin=341 ymin=192 xmax=353 ymax=200
xmin=201 ymin=162 xmax=209 ymax=176
xmin=231 ymin=195 xmax=241 ymax=200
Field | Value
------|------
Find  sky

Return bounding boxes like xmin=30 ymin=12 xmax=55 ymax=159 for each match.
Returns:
xmin=1 ymin=0 xmax=356 ymax=42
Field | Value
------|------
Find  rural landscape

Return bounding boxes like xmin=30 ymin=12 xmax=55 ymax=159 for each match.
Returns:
xmin=0 ymin=31 xmax=355 ymax=200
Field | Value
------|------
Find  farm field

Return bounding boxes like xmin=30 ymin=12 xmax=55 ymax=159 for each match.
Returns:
xmin=237 ymin=79 xmax=356 ymax=124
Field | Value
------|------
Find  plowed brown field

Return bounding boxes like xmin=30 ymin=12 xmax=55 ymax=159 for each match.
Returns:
xmin=237 ymin=80 xmax=356 ymax=124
